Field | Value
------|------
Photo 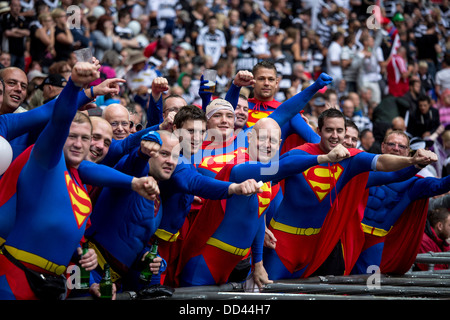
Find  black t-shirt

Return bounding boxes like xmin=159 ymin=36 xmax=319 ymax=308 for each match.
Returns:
xmin=416 ymin=34 xmax=439 ymax=64
xmin=1 ymin=13 xmax=29 ymax=55
xmin=54 ymin=26 xmax=73 ymax=61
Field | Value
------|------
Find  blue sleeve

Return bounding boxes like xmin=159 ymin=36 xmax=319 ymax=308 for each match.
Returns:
xmin=31 ymin=79 xmax=82 ymax=169
xmin=287 ymin=113 xmax=321 ymax=143
xmin=168 ymin=163 xmax=231 ymax=199
xmin=268 ymin=73 xmax=331 ymax=127
xmin=77 ymin=160 xmax=133 ymax=188
xmin=224 ymin=82 xmax=241 ymax=109
xmin=146 ymin=95 xmax=163 ymax=128
xmin=251 ymin=217 xmax=265 ymax=264
xmin=410 ymin=175 xmax=450 ymax=200
xmin=366 ymin=166 xmax=420 ymax=188
xmin=114 ymin=146 xmax=149 ymax=177
xmin=100 ymin=124 xmax=160 ymax=167
xmin=229 ymin=151 xmax=319 ymax=183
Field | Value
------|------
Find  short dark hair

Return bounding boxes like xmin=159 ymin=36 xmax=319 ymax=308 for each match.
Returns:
xmin=418 ymin=94 xmax=431 ymax=104
xmin=252 ymin=60 xmax=277 ymax=76
xmin=345 ymin=119 xmax=359 ymax=134
xmin=173 ymin=105 xmax=206 ymax=128
xmin=318 ymin=108 xmax=345 ymax=131
xmin=429 ymin=207 xmax=450 ymax=228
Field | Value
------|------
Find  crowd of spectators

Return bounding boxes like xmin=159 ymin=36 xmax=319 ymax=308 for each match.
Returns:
xmin=2 ymin=0 xmax=450 ymax=182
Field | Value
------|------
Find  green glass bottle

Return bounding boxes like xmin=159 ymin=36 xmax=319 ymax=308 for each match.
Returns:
xmin=79 ymin=242 xmax=90 ymax=290
xmin=139 ymin=240 xmax=159 ymax=283
xmin=100 ymin=264 xmax=113 ymax=299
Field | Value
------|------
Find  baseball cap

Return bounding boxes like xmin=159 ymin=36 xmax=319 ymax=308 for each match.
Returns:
xmin=39 ymin=74 xmax=67 ymax=89
xmin=205 ymin=98 xmax=235 ymax=120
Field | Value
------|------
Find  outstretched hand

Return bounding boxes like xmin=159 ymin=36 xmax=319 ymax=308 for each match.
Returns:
xmin=318 ymin=144 xmax=351 ymax=164
xmin=93 ymin=78 xmax=126 ymax=97
xmin=132 ymin=176 xmax=160 ymax=201
xmin=229 ymin=179 xmax=263 ymax=196
xmin=412 ymin=149 xmax=438 ymax=167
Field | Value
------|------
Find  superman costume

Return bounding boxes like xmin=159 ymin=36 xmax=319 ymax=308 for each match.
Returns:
xmin=175 ymin=151 xmax=325 ymax=287
xmin=263 ymin=143 xmax=378 ymax=280
xmin=156 ymin=153 xmax=233 ymax=285
xmin=193 ymin=74 xmax=330 ymax=179
xmin=352 ymin=173 xmax=450 ymax=275
xmin=85 ymin=143 xmax=168 ymax=291
xmin=0 ymin=79 xmax=94 ymax=300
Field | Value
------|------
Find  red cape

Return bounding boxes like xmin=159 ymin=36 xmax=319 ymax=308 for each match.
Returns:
xmin=380 ymin=195 xmax=429 ymax=274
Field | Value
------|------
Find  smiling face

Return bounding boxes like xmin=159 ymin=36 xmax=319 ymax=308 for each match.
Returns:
xmin=234 ymin=96 xmax=249 ymax=130
xmin=1 ymin=68 xmax=28 ymax=114
xmin=252 ymin=67 xmax=279 ymax=102
xmin=343 ymin=126 xmax=359 ymax=148
xmin=207 ymin=109 xmax=235 ymax=141
xmin=248 ymin=117 xmax=282 ymax=163
xmin=103 ymin=104 xmax=130 ymax=140
xmin=64 ymin=120 xmax=92 ymax=169
xmin=86 ymin=117 xmax=113 ymax=163
xmin=175 ymin=119 xmax=206 ymax=156
xmin=318 ymin=116 xmax=346 ymax=153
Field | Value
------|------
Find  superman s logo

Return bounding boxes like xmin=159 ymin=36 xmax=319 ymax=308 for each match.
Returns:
xmin=199 ymin=147 xmax=247 ymax=173
xmin=65 ymin=172 xmax=92 ymax=228
xmin=247 ymin=110 xmax=271 ymax=127
xmin=257 ymin=182 xmax=272 ymax=217
xmin=303 ymin=164 xmax=344 ymax=202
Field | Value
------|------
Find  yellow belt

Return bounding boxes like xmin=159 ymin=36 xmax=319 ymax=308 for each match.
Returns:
xmin=269 ymin=218 xmax=321 ymax=236
xmin=154 ymin=228 xmax=179 ymax=242
xmin=4 ymin=245 xmax=66 ymax=275
xmin=361 ymin=223 xmax=391 ymax=237
xmin=87 ymin=241 xmax=121 ymax=282
xmin=206 ymin=237 xmax=250 ymax=257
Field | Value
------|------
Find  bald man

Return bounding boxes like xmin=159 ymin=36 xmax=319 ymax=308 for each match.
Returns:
xmin=0 ymin=67 xmax=28 ymax=115
xmin=103 ymin=104 xmax=131 ymax=140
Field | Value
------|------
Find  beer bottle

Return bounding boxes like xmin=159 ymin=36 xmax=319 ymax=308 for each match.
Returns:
xmin=79 ymin=242 xmax=90 ymax=290
xmin=139 ymin=240 xmax=158 ymax=283
xmin=100 ymin=264 xmax=113 ymax=299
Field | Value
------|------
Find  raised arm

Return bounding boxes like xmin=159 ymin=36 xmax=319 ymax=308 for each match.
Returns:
xmin=32 ymin=62 xmax=101 ymax=169
xmin=268 ymin=73 xmax=332 ymax=127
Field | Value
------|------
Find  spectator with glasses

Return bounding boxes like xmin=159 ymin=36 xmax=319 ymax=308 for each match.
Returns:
xmin=102 ymin=103 xmax=132 ymax=140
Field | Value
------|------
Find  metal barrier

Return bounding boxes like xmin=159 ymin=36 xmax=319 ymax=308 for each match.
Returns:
xmin=68 ymin=252 xmax=450 ymax=300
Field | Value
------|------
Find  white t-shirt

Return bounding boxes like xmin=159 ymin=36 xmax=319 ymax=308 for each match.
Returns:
xmin=436 ymin=68 xmax=450 ymax=91
xmin=326 ymin=41 xmax=343 ymax=80
xmin=196 ymin=27 xmax=227 ymax=66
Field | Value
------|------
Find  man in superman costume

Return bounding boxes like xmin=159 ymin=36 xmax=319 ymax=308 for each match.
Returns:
xmin=174 ymin=117 xmax=351 ymax=287
xmin=351 ymin=131 xmax=446 ymax=275
xmin=0 ymin=62 xmax=104 ymax=300
xmin=263 ymin=109 xmax=437 ymax=280
xmin=0 ymin=62 xmax=160 ymax=300
xmin=153 ymin=106 xmax=262 ymax=286
xmin=193 ymin=71 xmax=330 ymax=180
